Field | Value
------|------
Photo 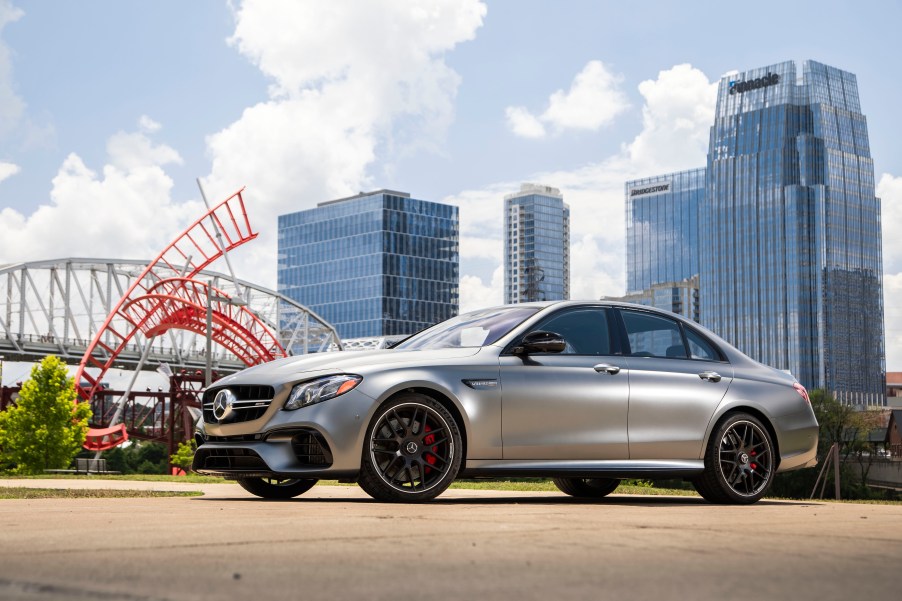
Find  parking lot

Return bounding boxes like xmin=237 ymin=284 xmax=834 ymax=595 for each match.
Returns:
xmin=1 ymin=481 xmax=900 ymax=600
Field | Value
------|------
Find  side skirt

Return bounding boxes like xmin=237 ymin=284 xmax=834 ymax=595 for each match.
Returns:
xmin=460 ymin=459 xmax=705 ymax=480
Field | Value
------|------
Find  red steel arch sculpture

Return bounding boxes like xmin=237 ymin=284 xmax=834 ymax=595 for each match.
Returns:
xmin=76 ymin=188 xmax=287 ymax=451
xmin=120 ymin=278 xmax=283 ymax=366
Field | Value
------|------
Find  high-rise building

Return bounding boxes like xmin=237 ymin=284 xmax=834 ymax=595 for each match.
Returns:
xmin=625 ymin=168 xmax=704 ymax=294
xmin=504 ymin=184 xmax=570 ymax=304
xmin=277 ymin=190 xmax=459 ymax=340
xmin=623 ymin=60 xmax=884 ymax=406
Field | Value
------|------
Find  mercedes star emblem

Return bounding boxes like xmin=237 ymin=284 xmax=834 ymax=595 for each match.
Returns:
xmin=212 ymin=389 xmax=237 ymax=422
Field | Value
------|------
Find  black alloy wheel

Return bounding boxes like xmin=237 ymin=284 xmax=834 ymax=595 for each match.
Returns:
xmin=694 ymin=412 xmax=775 ymax=504
xmin=237 ymin=476 xmax=318 ymax=499
xmin=358 ymin=394 xmax=462 ymax=502
xmin=553 ymin=477 xmax=620 ymax=498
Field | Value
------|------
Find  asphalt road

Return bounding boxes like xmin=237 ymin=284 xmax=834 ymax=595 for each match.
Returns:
xmin=1 ymin=480 xmax=900 ymax=601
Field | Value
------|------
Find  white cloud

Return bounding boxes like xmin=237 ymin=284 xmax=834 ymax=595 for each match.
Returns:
xmin=0 ymin=125 xmax=199 ymax=263
xmin=201 ymin=0 xmax=487 ymax=285
xmin=459 ymin=265 xmax=504 ymax=313
xmin=0 ymin=0 xmax=24 ymax=139
xmin=878 ymin=173 xmax=902 ymax=368
xmin=107 ymin=121 xmax=182 ymax=172
xmin=138 ymin=115 xmax=161 ymax=134
xmin=455 ymin=64 xmax=716 ymax=310
xmin=543 ymin=60 xmax=630 ymax=131
xmin=628 ymin=63 xmax=717 ymax=171
xmin=0 ymin=160 xmax=19 ymax=183
xmin=878 ymin=173 xmax=902 ymax=273
xmin=505 ymin=60 xmax=630 ymax=138
xmin=505 ymin=106 xmax=545 ymax=138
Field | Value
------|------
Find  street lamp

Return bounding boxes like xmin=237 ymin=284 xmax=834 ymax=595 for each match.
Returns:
xmin=205 ymin=282 xmax=247 ymax=388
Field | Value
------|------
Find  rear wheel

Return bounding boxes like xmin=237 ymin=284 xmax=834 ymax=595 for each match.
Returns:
xmin=358 ymin=394 xmax=462 ymax=502
xmin=553 ymin=477 xmax=620 ymax=498
xmin=237 ymin=477 xmax=318 ymax=499
xmin=693 ymin=412 xmax=775 ymax=504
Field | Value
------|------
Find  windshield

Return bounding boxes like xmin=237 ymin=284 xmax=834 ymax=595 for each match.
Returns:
xmin=394 ymin=306 xmax=540 ymax=350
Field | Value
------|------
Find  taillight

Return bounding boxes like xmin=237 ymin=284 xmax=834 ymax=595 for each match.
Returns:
xmin=793 ymin=382 xmax=810 ymax=404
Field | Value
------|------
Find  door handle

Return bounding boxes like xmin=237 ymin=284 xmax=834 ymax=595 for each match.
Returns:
xmin=698 ymin=371 xmax=722 ymax=382
xmin=594 ymin=364 xmax=621 ymax=375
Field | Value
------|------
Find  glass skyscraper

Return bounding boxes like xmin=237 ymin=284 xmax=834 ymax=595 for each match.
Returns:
xmin=625 ymin=168 xmax=704 ymax=294
xmin=703 ymin=60 xmax=883 ymax=406
xmin=278 ymin=190 xmax=459 ymax=340
xmin=504 ymin=184 xmax=570 ymax=304
xmin=624 ymin=60 xmax=884 ymax=406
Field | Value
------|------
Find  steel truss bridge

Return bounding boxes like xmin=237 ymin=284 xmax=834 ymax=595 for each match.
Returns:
xmin=0 ymin=258 xmax=340 ymax=373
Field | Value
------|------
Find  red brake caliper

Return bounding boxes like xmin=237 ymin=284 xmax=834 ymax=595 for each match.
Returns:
xmin=750 ymin=450 xmax=757 ymax=470
xmin=423 ymin=424 xmax=437 ymax=474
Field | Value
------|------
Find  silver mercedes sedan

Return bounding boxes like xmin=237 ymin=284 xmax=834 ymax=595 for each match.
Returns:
xmin=193 ymin=301 xmax=818 ymax=504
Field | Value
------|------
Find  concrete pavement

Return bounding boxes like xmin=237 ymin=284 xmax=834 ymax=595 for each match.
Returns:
xmin=1 ymin=480 xmax=900 ymax=600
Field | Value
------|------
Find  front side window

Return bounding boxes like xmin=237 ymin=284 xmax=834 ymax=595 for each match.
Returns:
xmin=527 ymin=308 xmax=613 ymax=355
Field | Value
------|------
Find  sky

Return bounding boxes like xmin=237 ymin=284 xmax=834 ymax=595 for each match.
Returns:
xmin=1 ymin=0 xmax=902 ymax=365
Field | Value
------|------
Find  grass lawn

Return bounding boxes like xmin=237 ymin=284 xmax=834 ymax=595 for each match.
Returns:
xmin=0 ymin=487 xmax=202 ymax=500
xmin=10 ymin=473 xmax=226 ymax=484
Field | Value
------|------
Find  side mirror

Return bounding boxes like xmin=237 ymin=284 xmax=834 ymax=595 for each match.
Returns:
xmin=512 ymin=330 xmax=567 ymax=355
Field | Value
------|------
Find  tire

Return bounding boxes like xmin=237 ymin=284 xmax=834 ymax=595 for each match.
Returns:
xmin=237 ymin=477 xmax=318 ymax=499
xmin=693 ymin=412 xmax=775 ymax=504
xmin=553 ymin=477 xmax=620 ymax=498
xmin=358 ymin=394 xmax=462 ymax=502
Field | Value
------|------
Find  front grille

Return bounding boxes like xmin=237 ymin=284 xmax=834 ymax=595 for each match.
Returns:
xmin=204 ymin=434 xmax=262 ymax=443
xmin=194 ymin=447 xmax=267 ymax=471
xmin=292 ymin=431 xmax=332 ymax=466
xmin=203 ymin=385 xmax=276 ymax=424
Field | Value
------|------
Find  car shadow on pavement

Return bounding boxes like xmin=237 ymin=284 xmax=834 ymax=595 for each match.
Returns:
xmin=190 ymin=495 xmax=819 ymax=507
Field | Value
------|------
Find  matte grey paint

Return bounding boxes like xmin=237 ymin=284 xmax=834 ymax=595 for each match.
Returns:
xmin=194 ymin=301 xmax=818 ymax=481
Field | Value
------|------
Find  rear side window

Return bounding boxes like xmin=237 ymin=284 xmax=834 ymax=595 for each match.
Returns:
xmin=685 ymin=327 xmax=719 ymax=361
xmin=531 ymin=308 xmax=613 ymax=355
xmin=620 ymin=310 xmax=686 ymax=359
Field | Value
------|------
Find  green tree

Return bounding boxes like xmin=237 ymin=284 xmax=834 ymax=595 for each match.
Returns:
xmin=170 ymin=439 xmax=196 ymax=472
xmin=0 ymin=356 xmax=91 ymax=474
xmin=134 ymin=441 xmax=168 ymax=473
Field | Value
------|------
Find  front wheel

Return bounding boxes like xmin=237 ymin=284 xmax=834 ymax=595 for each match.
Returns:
xmin=693 ymin=412 xmax=775 ymax=504
xmin=358 ymin=394 xmax=462 ymax=502
xmin=553 ymin=477 xmax=620 ymax=498
xmin=237 ymin=477 xmax=318 ymax=499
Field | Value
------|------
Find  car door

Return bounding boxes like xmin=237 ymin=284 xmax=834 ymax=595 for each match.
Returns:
xmin=498 ymin=307 xmax=629 ymax=460
xmin=617 ymin=309 xmax=734 ymax=460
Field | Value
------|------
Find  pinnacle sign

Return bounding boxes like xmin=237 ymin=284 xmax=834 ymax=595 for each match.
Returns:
xmin=729 ymin=73 xmax=780 ymax=95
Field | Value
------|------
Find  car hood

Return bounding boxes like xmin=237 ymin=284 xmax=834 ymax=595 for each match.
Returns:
xmin=213 ymin=347 xmax=485 ymax=387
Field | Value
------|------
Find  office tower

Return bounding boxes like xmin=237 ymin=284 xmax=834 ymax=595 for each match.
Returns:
xmin=504 ymin=184 xmax=570 ymax=304
xmin=625 ymin=168 xmax=705 ymax=295
xmin=701 ymin=60 xmax=883 ymax=406
xmin=277 ymin=190 xmax=459 ymax=340
xmin=624 ymin=60 xmax=884 ymax=406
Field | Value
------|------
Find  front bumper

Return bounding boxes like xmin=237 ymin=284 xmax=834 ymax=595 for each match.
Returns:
xmin=192 ymin=429 xmax=359 ymax=479
xmin=192 ymin=387 xmax=377 ymax=479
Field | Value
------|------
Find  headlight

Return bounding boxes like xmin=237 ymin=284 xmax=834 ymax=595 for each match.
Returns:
xmin=284 ymin=375 xmax=362 ymax=411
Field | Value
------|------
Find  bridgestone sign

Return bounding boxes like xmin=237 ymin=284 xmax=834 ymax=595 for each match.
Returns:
xmin=729 ymin=73 xmax=780 ymax=95
xmin=629 ymin=183 xmax=671 ymax=198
